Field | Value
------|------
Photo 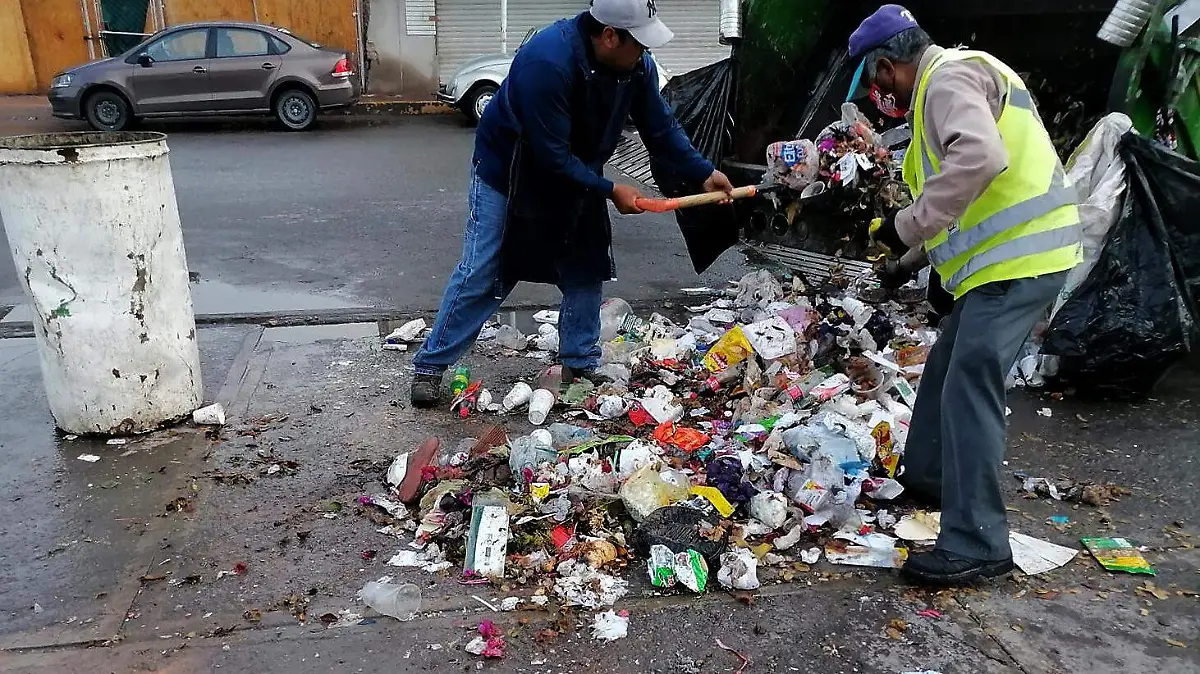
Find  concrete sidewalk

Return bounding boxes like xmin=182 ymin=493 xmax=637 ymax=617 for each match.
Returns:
xmin=0 ymin=310 xmax=1196 ymax=674
xmin=0 ymin=95 xmax=451 ymax=137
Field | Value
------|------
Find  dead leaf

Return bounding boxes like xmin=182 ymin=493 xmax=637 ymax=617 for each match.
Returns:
xmin=243 ymin=608 xmax=263 ymax=622
xmin=1138 ymin=582 xmax=1171 ymax=601
xmin=1165 ymin=639 xmax=1187 ymax=648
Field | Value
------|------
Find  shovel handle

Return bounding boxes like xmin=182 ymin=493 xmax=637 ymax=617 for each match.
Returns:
xmin=634 ymin=185 xmax=758 ymax=213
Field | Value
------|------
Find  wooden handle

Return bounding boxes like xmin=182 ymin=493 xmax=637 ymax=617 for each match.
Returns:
xmin=635 ymin=185 xmax=758 ymax=213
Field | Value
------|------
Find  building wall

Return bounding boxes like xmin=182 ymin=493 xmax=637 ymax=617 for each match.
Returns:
xmin=365 ymin=0 xmax=438 ymax=98
xmin=162 ymin=0 xmax=359 ymax=58
xmin=0 ymin=0 xmax=93 ymax=95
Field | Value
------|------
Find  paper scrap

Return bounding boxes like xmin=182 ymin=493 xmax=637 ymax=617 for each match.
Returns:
xmin=1009 ymin=532 xmax=1078 ymax=575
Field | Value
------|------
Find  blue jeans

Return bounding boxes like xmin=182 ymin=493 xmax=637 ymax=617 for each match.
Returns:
xmin=413 ymin=172 xmax=603 ymax=376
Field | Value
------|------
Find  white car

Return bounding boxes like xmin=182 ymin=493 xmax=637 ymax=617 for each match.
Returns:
xmin=438 ymin=26 xmax=672 ymax=123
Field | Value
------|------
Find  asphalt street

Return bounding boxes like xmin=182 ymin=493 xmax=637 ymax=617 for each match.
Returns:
xmin=0 ymin=116 xmax=751 ymax=315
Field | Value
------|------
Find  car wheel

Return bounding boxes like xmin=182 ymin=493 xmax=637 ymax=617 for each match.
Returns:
xmin=464 ymin=84 xmax=498 ymax=124
xmin=275 ymin=89 xmax=317 ymax=131
xmin=84 ymin=90 xmax=131 ymax=132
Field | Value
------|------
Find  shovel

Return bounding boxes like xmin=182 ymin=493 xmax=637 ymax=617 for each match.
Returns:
xmin=634 ymin=183 xmax=779 ymax=213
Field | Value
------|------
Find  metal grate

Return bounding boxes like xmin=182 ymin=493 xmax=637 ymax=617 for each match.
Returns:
xmin=748 ymin=243 xmax=875 ymax=285
xmin=607 ymin=132 xmax=660 ymax=194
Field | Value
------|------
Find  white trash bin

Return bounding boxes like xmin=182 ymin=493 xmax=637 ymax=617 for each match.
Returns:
xmin=0 ymin=132 xmax=202 ymax=435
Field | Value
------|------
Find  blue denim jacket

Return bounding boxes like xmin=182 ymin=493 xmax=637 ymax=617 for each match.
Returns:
xmin=474 ymin=13 xmax=714 ymax=198
xmin=472 ymin=14 xmax=714 ymax=287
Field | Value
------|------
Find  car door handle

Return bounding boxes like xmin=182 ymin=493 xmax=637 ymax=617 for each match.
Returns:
xmin=193 ymin=65 xmax=207 ymax=74
xmin=261 ymin=63 xmax=277 ymax=70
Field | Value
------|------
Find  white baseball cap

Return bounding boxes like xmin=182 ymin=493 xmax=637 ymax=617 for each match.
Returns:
xmin=589 ymin=0 xmax=674 ymax=49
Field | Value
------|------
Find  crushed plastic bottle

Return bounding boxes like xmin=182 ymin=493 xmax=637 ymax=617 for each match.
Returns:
xmin=357 ymin=579 xmax=420 ymax=621
xmin=600 ymin=298 xmax=634 ymax=341
xmin=509 ymin=429 xmax=556 ymax=480
xmin=495 ymin=324 xmax=527 ymax=350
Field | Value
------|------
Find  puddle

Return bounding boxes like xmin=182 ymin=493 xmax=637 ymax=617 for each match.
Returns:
xmin=190 ymin=279 xmax=358 ymax=314
xmin=2 ymin=279 xmax=359 ymax=324
xmin=262 ymin=322 xmax=381 ymax=343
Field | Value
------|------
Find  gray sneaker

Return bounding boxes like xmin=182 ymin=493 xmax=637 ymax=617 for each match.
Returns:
xmin=410 ymin=373 xmax=443 ymax=408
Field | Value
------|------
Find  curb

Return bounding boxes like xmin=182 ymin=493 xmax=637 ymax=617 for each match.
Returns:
xmin=346 ymin=99 xmax=455 ymax=116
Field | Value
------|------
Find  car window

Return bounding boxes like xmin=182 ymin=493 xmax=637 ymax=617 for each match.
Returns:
xmin=273 ymin=27 xmax=320 ymax=48
xmin=269 ymin=35 xmax=291 ymax=54
xmin=216 ymin=28 xmax=271 ymax=58
xmin=145 ymin=28 xmax=208 ymax=62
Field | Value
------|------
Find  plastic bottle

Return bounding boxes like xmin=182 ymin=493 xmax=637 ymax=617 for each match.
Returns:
xmin=528 ymin=389 xmax=555 ymax=426
xmin=451 ymin=366 xmax=470 ymax=396
xmin=357 ymin=580 xmax=421 ymax=621
xmin=700 ymin=361 xmax=746 ymax=395
xmin=600 ymin=298 xmax=633 ymax=341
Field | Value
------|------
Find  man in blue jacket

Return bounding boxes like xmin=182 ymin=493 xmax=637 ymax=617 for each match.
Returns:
xmin=411 ymin=0 xmax=733 ymax=406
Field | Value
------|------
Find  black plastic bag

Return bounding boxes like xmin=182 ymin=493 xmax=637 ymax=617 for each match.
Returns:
xmin=633 ymin=505 xmax=727 ymax=564
xmin=649 ymin=59 xmax=741 ymax=274
xmin=1042 ymin=133 xmax=1200 ymax=399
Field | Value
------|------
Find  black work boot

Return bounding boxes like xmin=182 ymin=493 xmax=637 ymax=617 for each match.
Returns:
xmin=561 ymin=365 xmax=614 ymax=388
xmin=901 ymin=548 xmax=1014 ymax=586
xmin=410 ymin=373 xmax=443 ymax=409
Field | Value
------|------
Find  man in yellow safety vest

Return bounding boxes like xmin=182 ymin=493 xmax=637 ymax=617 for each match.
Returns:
xmin=849 ymin=5 xmax=1082 ymax=585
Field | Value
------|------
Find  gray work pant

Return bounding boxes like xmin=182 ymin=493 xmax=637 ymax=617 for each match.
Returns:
xmin=902 ymin=271 xmax=1068 ymax=561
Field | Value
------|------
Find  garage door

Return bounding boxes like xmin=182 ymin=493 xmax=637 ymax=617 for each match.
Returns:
xmin=435 ymin=0 xmax=728 ymax=84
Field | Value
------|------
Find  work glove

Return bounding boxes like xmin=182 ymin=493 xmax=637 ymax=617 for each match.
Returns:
xmin=877 ymin=259 xmax=915 ymax=290
xmin=868 ymin=213 xmax=906 ymax=258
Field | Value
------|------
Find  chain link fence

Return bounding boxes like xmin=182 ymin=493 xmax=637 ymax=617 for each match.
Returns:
xmin=95 ymin=0 xmax=156 ymax=56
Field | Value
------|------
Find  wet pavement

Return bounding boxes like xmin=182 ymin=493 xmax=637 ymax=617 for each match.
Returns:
xmin=2 ymin=322 xmax=1196 ymax=673
xmin=0 ymin=117 xmax=753 ymax=316
xmin=0 ymin=326 xmax=254 ymax=649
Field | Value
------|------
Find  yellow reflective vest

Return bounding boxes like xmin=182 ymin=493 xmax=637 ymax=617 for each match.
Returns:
xmin=902 ymin=48 xmax=1082 ymax=299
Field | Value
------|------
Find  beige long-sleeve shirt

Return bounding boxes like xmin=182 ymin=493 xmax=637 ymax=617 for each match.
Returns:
xmin=894 ymin=45 xmax=1012 ymax=249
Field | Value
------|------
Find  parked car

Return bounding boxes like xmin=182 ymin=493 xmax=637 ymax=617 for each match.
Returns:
xmin=439 ymin=25 xmax=672 ymax=124
xmin=48 ymin=21 xmax=360 ymax=132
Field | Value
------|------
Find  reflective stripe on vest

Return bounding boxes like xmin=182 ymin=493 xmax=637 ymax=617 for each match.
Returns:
xmin=926 ymin=167 xmax=1076 ymax=268
xmin=943 ymin=222 xmax=1082 ymax=291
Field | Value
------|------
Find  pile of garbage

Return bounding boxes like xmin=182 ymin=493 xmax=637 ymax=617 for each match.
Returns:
xmin=765 ymin=103 xmax=912 ymax=218
xmin=367 ymin=268 xmax=963 ymax=619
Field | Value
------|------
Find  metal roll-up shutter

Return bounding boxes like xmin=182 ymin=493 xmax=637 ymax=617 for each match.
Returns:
xmin=652 ymin=1 xmax=729 ymax=76
xmin=506 ymin=0 xmax=584 ymax=52
xmin=437 ymin=0 xmax=503 ymax=83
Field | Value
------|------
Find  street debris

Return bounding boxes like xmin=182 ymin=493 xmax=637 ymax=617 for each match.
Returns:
xmin=362 ymin=269 xmax=950 ymax=609
xmin=193 ymin=403 xmax=226 ymax=426
xmin=1016 ymin=473 xmax=1131 ymax=506
xmin=1009 ymin=532 xmax=1078 ymax=575
xmin=590 ymin=610 xmax=629 ymax=641
xmin=357 ymin=576 xmax=420 ymax=620
xmin=1082 ymin=537 xmax=1155 ymax=575
xmin=338 ymin=261 xmax=1166 ymax=652
xmin=715 ymin=638 xmax=750 ymax=674
xmin=384 ymin=319 xmax=428 ymax=346
xmin=464 ymin=619 xmax=506 ymax=658
xmin=77 ymin=454 xmax=100 ymax=463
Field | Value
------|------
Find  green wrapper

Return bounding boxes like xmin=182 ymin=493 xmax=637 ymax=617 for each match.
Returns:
xmin=1081 ymin=537 xmax=1155 ymax=575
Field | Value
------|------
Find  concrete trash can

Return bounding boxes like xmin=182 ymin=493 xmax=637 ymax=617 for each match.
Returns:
xmin=0 ymin=132 xmax=202 ymax=435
